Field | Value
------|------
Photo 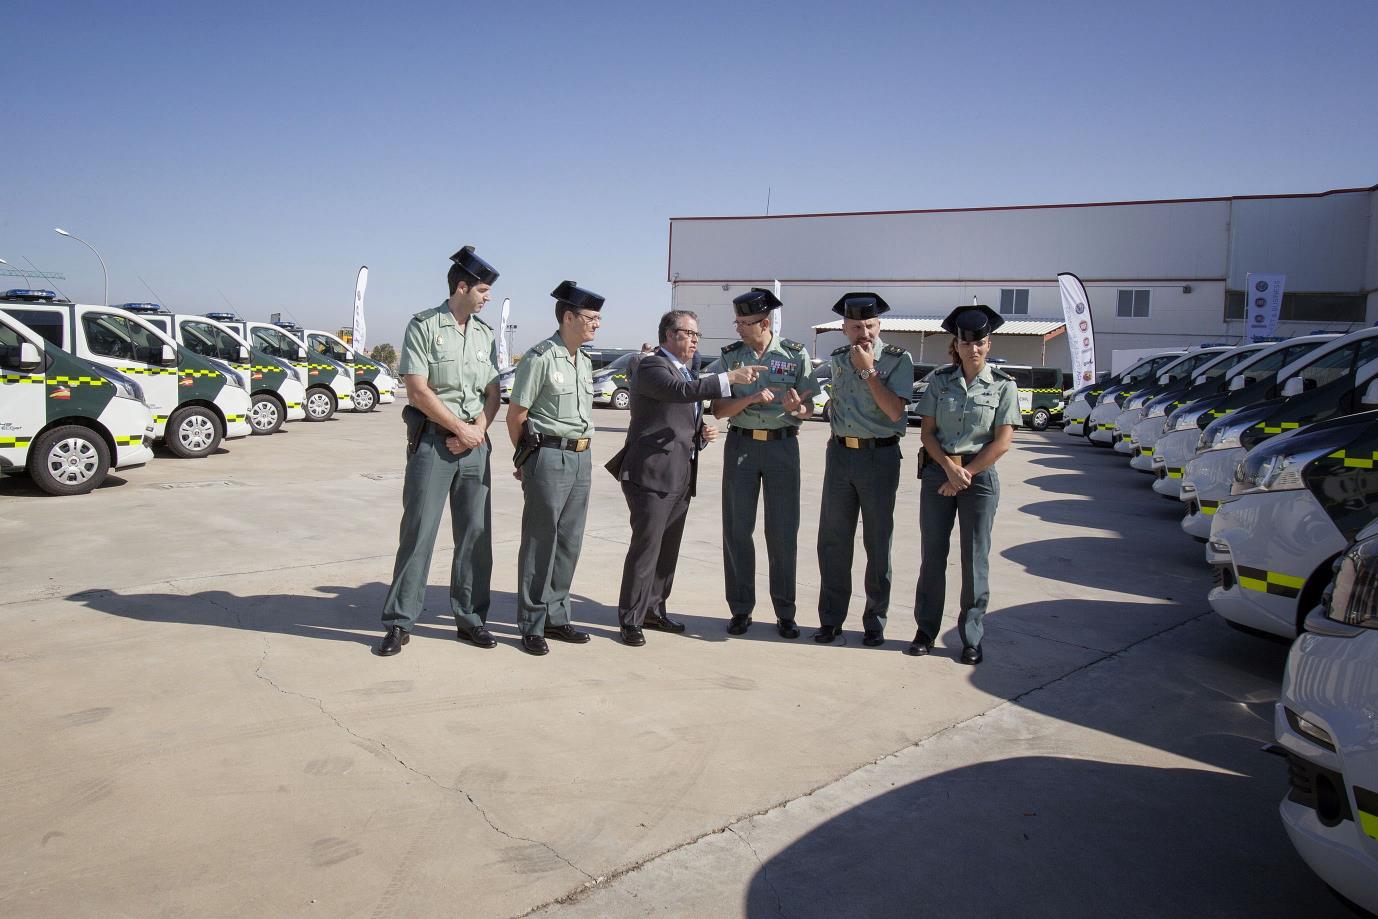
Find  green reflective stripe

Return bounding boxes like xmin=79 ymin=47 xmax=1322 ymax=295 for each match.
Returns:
xmin=1235 ymin=564 xmax=1303 ymax=598
xmin=1 ymin=374 xmax=44 ymax=383
xmin=1328 ymin=449 xmax=1378 ymax=469
xmin=0 ymin=436 xmax=34 ymax=447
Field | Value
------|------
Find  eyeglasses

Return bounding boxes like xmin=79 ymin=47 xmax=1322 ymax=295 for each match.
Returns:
xmin=672 ymin=328 xmax=701 ymax=339
xmin=573 ymin=312 xmax=601 ymax=324
xmin=733 ymin=318 xmax=766 ymax=328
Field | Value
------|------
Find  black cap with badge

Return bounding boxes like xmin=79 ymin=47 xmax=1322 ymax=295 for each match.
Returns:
xmin=551 ymin=280 xmax=605 ymax=312
xmin=831 ymin=292 xmax=891 ymax=320
xmin=732 ymin=287 xmax=782 ymax=317
xmin=448 ymin=245 xmax=500 ymax=289
xmin=941 ymin=304 xmax=1004 ymax=341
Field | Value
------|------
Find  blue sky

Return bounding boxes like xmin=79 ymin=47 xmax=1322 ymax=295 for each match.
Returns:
xmin=4 ymin=0 xmax=1375 ymax=352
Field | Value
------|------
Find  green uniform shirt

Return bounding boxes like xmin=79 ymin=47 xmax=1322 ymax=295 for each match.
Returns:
xmin=819 ymin=339 xmax=914 ymax=438
xmin=706 ymin=335 xmax=814 ymax=430
xmin=398 ymin=302 xmax=498 ymax=422
xmin=510 ymin=333 xmax=594 ymax=438
xmin=916 ymin=363 xmax=1022 ymax=453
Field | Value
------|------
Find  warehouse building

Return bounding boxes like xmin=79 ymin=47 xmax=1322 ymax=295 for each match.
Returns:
xmin=667 ymin=183 xmax=1378 ymax=370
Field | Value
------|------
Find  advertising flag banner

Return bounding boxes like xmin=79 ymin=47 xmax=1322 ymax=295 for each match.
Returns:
xmin=1057 ymin=272 xmax=1097 ymax=386
xmin=352 ymin=266 xmax=369 ymax=352
xmin=772 ymin=279 xmax=783 ymax=338
xmin=497 ymin=298 xmax=512 ymax=369
xmin=1245 ymin=273 xmax=1286 ymax=342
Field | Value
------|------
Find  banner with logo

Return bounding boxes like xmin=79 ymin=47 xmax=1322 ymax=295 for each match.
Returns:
xmin=352 ymin=266 xmax=368 ymax=353
xmin=772 ymin=279 xmax=783 ymax=338
xmin=1244 ymin=273 xmax=1285 ymax=342
xmin=497 ymin=297 xmax=512 ymax=369
xmin=1057 ymin=272 xmax=1097 ymax=386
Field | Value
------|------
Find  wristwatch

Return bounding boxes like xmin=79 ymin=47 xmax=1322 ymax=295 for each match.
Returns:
xmin=857 ymin=368 xmax=879 ymax=381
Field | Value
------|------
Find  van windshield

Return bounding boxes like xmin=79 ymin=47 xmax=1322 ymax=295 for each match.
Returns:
xmin=82 ymin=313 xmax=166 ymax=363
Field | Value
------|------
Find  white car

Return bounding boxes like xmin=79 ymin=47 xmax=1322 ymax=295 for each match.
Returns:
xmin=1272 ymin=515 xmax=1378 ymax=916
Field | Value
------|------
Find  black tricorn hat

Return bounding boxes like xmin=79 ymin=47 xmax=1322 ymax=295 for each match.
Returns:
xmin=551 ymin=280 xmax=605 ymax=312
xmin=831 ymin=292 xmax=891 ymax=320
xmin=449 ymin=246 xmax=500 ymax=286
xmin=732 ymin=287 xmax=782 ymax=317
xmin=941 ymin=304 xmax=1004 ymax=341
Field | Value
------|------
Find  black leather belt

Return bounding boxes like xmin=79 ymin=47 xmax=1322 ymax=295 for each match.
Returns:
xmin=422 ymin=418 xmax=476 ymax=435
xmin=834 ymin=435 xmax=900 ymax=448
xmin=537 ymin=434 xmax=592 ymax=452
xmin=729 ymin=426 xmax=798 ymax=441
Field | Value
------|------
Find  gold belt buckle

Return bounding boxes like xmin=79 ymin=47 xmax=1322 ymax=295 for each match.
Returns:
xmin=751 ymin=429 xmax=769 ymax=442
xmin=844 ymin=436 xmax=860 ymax=449
xmin=574 ymin=438 xmax=589 ymax=452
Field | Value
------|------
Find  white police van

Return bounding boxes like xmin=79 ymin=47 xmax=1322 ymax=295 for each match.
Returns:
xmin=1151 ymin=335 xmax=1337 ymax=504
xmin=303 ymin=328 xmax=396 ymax=413
xmin=206 ymin=315 xmax=352 ymax=421
xmin=3 ymin=292 xmax=251 ymax=457
xmin=1272 ymin=515 xmax=1378 ymax=916
xmin=1181 ymin=328 xmax=1378 ymax=539
xmin=1126 ymin=343 xmax=1268 ymax=472
xmin=0 ymin=306 xmax=154 ymax=495
xmin=1107 ymin=347 xmax=1232 ymax=454
xmin=125 ymin=307 xmax=306 ymax=435
xmin=1066 ymin=350 xmax=1183 ymax=441
xmin=1207 ymin=402 xmax=1378 ymax=639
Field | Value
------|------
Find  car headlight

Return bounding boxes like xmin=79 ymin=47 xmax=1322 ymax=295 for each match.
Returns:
xmin=1145 ymin=402 xmax=1168 ymax=419
xmin=90 ymin=364 xmax=145 ymax=403
xmin=1231 ymin=441 xmax=1334 ymax=495
xmin=1201 ymin=417 xmax=1250 ymax=452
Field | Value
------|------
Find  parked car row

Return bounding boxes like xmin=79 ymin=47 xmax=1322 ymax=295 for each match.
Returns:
xmin=1062 ymin=329 xmax=1378 ymax=912
xmin=0 ymin=290 xmax=396 ymax=495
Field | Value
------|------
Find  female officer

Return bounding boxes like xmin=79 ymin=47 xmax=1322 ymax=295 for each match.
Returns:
xmin=907 ymin=304 xmax=1022 ymax=664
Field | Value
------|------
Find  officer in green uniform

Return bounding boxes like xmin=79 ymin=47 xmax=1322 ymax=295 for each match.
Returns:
xmin=505 ymin=281 xmax=603 ymax=656
xmin=378 ymin=246 xmax=501 ymax=656
xmin=707 ymin=288 xmax=815 ymax=637
xmin=909 ymin=304 xmax=1021 ymax=665
xmin=813 ymin=293 xmax=914 ymax=646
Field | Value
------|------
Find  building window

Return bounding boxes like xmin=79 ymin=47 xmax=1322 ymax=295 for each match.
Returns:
xmin=999 ymin=288 xmax=1029 ymax=315
xmin=1116 ymin=289 xmax=1150 ymax=318
xmin=1223 ymin=291 xmax=1365 ymax=323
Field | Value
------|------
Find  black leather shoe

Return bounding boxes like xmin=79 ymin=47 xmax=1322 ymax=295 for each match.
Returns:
xmin=727 ymin=614 xmax=752 ymax=635
xmin=521 ymin=634 xmax=550 ymax=656
xmin=960 ymin=645 xmax=984 ymax=666
xmin=863 ymin=629 xmax=885 ymax=647
xmin=776 ymin=619 xmax=800 ymax=639
xmin=378 ymin=626 xmax=409 ymax=656
xmin=620 ymin=625 xmax=646 ymax=647
xmin=457 ymin=626 xmax=497 ymax=649
xmin=813 ymin=625 xmax=843 ymax=644
xmin=544 ymin=624 xmax=590 ymax=644
xmin=643 ymin=614 xmax=685 ymax=633
xmin=904 ymin=630 xmax=934 ymax=657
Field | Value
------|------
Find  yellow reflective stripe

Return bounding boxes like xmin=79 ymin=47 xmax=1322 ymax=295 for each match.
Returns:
xmin=1 ymin=374 xmax=44 ymax=383
xmin=1328 ymin=449 xmax=1378 ymax=469
xmin=117 ymin=366 xmax=179 ymax=375
xmin=226 ymin=414 xmax=247 ymax=423
xmin=0 ymin=436 xmax=34 ymax=447
xmin=113 ymin=435 xmax=142 ymax=445
xmin=1359 ymin=809 xmax=1378 ymax=841
xmin=48 ymin=376 xmax=108 ymax=385
xmin=1167 ymin=468 xmax=1183 ymax=479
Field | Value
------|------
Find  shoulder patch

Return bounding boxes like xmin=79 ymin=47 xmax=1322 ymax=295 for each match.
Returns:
xmin=780 ymin=338 xmax=804 ymax=353
xmin=934 ymin=364 xmax=959 ymax=375
xmin=831 ymin=344 xmax=852 ymax=357
xmin=411 ymin=308 xmax=433 ymax=322
xmin=527 ymin=339 xmax=555 ymax=357
xmin=990 ymin=367 xmax=1014 ymax=381
xmin=882 ymin=344 xmax=907 ymax=357
xmin=721 ymin=340 xmax=745 ymax=354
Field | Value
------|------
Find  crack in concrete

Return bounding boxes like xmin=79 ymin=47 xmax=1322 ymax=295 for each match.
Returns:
xmin=727 ymin=825 xmax=785 ymax=919
xmin=250 ymin=642 xmax=595 ymax=886
xmin=523 ymin=610 xmax=1218 ymax=915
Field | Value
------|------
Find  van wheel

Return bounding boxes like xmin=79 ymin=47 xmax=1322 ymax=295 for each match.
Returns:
xmin=611 ymin=388 xmax=631 ymax=410
xmin=249 ymin=392 xmax=285 ymax=435
xmin=1029 ymin=408 xmax=1052 ymax=431
xmin=166 ymin=405 xmax=223 ymax=458
xmin=30 ymin=425 xmax=110 ymax=495
xmin=353 ymin=384 xmax=378 ymax=413
xmin=305 ymin=388 xmax=337 ymax=421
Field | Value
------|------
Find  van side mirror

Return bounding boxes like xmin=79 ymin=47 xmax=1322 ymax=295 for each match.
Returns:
xmin=238 ymin=345 xmax=250 ymax=362
xmin=1281 ymin=376 xmax=1305 ymax=398
xmin=346 ymin=349 xmax=355 ymax=361
xmin=297 ymin=347 xmax=307 ymax=360
xmin=1228 ymin=375 xmax=1247 ymax=391
xmin=160 ymin=343 xmax=178 ymax=366
xmin=17 ymin=341 xmax=42 ymax=371
xmin=1362 ymin=380 xmax=1378 ymax=406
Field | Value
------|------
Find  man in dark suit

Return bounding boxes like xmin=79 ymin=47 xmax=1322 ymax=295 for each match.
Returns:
xmin=611 ymin=310 xmax=764 ymax=646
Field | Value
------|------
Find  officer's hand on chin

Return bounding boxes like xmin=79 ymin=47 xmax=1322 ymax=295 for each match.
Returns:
xmin=849 ymin=342 xmax=876 ymax=372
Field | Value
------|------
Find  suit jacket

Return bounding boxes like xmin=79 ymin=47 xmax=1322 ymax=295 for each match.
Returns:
xmin=610 ymin=351 xmax=722 ymax=496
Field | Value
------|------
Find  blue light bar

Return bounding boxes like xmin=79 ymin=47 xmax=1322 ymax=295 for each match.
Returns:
xmin=118 ymin=302 xmax=169 ymax=314
xmin=3 ymin=289 xmax=59 ymax=300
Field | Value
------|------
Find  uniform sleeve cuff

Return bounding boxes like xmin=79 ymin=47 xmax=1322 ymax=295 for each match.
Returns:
xmin=716 ymin=372 xmax=731 ymax=398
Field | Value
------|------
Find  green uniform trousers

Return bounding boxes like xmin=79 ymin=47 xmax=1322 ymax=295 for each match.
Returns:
xmin=722 ymin=430 xmax=800 ymax=621
xmin=916 ymin=463 xmax=999 ymax=649
xmin=381 ymin=430 xmax=491 ymax=633
xmin=817 ymin=439 xmax=901 ymax=632
xmin=516 ymin=446 xmax=592 ymax=635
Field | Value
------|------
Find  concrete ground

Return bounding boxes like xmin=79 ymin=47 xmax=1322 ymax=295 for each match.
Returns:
xmin=0 ymin=403 xmax=1345 ymax=918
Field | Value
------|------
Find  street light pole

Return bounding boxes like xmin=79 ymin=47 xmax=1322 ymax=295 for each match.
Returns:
xmin=54 ymin=227 xmax=108 ymax=306
xmin=0 ymin=257 xmax=38 ymax=289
